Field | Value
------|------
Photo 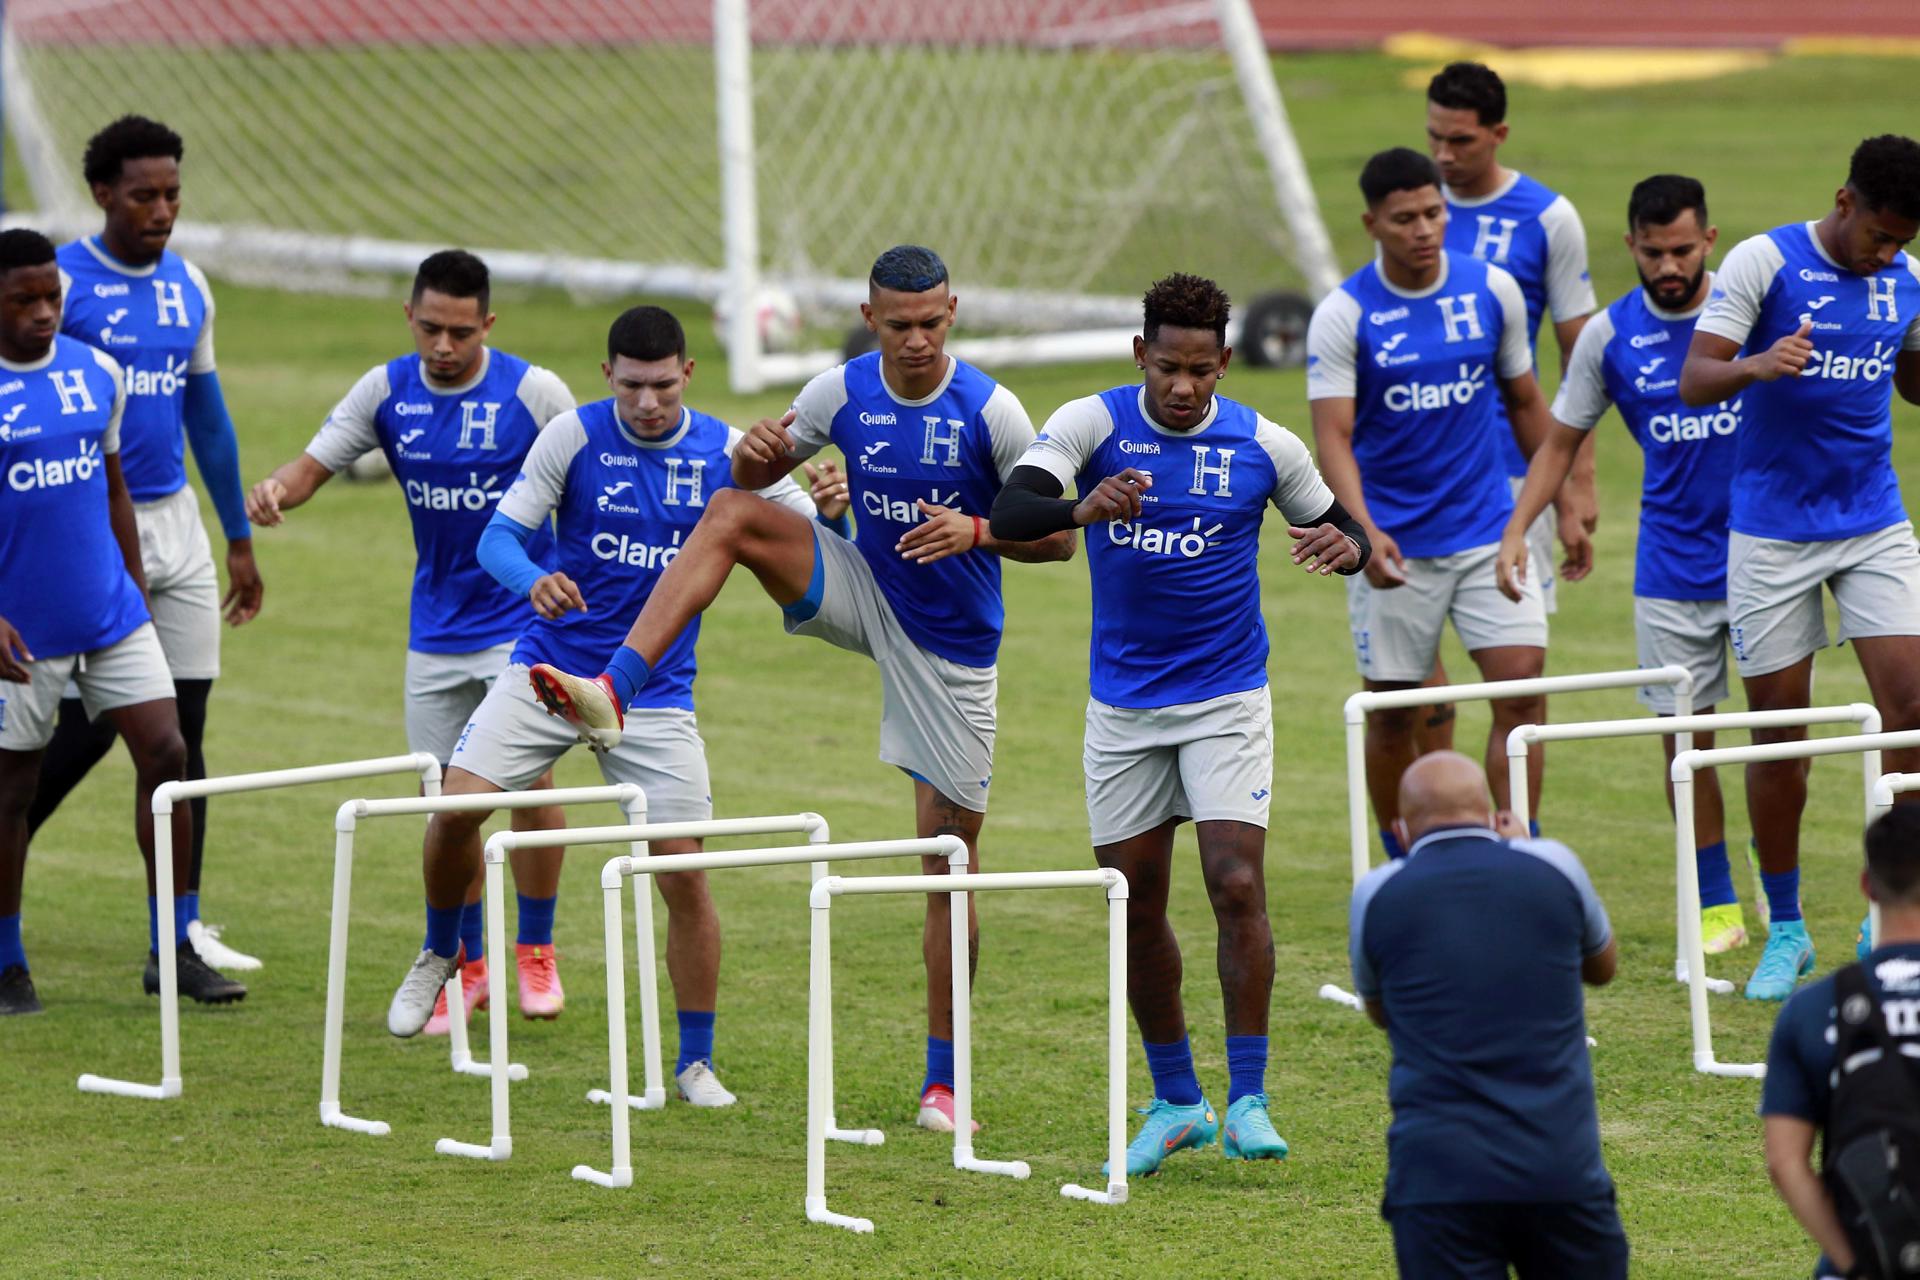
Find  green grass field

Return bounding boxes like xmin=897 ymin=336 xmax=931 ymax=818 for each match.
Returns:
xmin=4 ymin=48 xmax=1918 ymax=1279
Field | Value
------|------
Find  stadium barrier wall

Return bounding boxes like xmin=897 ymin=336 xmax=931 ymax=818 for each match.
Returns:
xmin=78 ymin=753 xmax=443 ymax=1102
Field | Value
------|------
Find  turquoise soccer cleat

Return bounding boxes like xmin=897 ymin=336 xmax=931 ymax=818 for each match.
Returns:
xmin=1744 ymin=920 xmax=1816 ymax=1001
xmin=1104 ymin=1097 xmax=1219 ymax=1177
xmin=1222 ymin=1093 xmax=1290 ymax=1161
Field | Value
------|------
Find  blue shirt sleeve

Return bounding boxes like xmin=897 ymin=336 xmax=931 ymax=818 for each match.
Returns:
xmin=1760 ymin=983 xmax=1829 ymax=1122
xmin=1348 ymin=863 xmax=1402 ymax=1000
xmin=182 ymin=371 xmax=251 ymax=542
xmin=1514 ymin=838 xmax=1613 ymax=955
xmin=817 ymin=510 xmax=852 ymax=539
xmin=477 ymin=508 xmax=545 ymax=599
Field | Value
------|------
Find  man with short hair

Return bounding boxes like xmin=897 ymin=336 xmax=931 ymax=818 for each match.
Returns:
xmin=1683 ymin=133 xmax=1920 ymax=999
xmin=32 ymin=115 xmax=264 ymax=971
xmin=1498 ymin=174 xmax=1750 ymax=956
xmin=1351 ymin=751 xmax=1626 ymax=1279
xmin=0 ymin=227 xmax=243 ymax=1014
xmin=248 ymin=250 xmax=578 ymax=1031
xmin=526 ymin=245 xmax=1075 ymax=1130
xmin=991 ymin=272 xmax=1366 ymax=1174
xmin=1309 ymin=148 xmax=1572 ymax=861
xmin=1763 ymin=805 xmax=1920 ymax=1280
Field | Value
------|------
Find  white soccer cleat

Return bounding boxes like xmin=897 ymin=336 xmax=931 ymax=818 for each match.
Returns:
xmin=187 ymin=919 xmax=263 ymax=972
xmin=388 ymin=949 xmax=460 ymax=1038
xmin=527 ymin=663 xmax=624 ymax=752
xmin=674 ymin=1060 xmax=737 ymax=1108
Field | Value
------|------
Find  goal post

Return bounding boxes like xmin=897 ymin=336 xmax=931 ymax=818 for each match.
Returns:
xmin=1 ymin=0 xmax=1341 ymax=391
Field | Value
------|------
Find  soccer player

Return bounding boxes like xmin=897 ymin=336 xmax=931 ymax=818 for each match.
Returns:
xmin=1681 ymin=134 xmax=1920 ymax=1000
xmin=0 ymin=227 xmax=243 ymax=1014
xmin=1308 ymin=148 xmax=1571 ymax=857
xmin=30 ymin=116 xmax=264 ymax=972
xmin=989 ymin=273 xmax=1368 ymax=1173
xmin=1497 ymin=175 xmax=1750 ymax=956
xmin=524 ymin=246 xmax=1076 ymax=1131
xmin=246 ymin=250 xmax=578 ymax=1030
xmin=382 ymin=305 xmax=830 ymax=1105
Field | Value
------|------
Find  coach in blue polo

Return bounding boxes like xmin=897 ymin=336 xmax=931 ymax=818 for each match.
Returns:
xmin=1349 ymin=750 xmax=1627 ymax=1278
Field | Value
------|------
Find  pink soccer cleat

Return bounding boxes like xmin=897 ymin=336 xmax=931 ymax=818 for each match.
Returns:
xmin=528 ymin=664 xmax=624 ymax=752
xmin=423 ymin=953 xmax=489 ymax=1036
xmin=516 ymin=942 xmax=565 ymax=1019
xmin=915 ymin=1085 xmax=981 ymax=1134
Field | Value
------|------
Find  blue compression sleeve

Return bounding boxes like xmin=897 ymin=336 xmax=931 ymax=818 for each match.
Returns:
xmin=182 ymin=372 xmax=251 ymax=541
xmin=816 ymin=510 xmax=851 ymax=540
xmin=477 ymin=509 xmax=545 ymax=599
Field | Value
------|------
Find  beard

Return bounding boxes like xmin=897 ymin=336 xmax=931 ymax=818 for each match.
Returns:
xmin=1640 ymin=261 xmax=1705 ymax=311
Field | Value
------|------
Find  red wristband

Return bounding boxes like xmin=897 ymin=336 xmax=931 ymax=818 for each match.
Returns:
xmin=971 ymin=515 xmax=984 ymax=548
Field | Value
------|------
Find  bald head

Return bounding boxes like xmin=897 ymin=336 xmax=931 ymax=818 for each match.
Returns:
xmin=1398 ymin=751 xmax=1495 ymax=843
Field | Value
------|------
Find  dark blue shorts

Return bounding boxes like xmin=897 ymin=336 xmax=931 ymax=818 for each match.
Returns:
xmin=1386 ymin=1193 xmax=1629 ymax=1279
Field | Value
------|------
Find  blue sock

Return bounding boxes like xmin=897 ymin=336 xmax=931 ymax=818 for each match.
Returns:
xmin=1697 ymin=841 xmax=1737 ymax=909
xmin=1761 ymin=868 xmax=1803 ymax=924
xmin=1225 ymin=1034 xmax=1268 ymax=1105
xmin=516 ymin=893 xmax=557 ymax=947
xmin=0 ymin=914 xmax=24 ymax=971
xmin=1143 ymin=1036 xmax=1203 ymax=1106
xmin=184 ymin=890 xmax=200 ymax=923
xmin=1529 ymin=819 xmax=1541 ymax=839
xmin=459 ymin=899 xmax=485 ymax=962
xmin=1380 ymin=827 xmax=1407 ymax=860
xmin=922 ymin=1036 xmax=955 ymax=1094
xmin=424 ymin=900 xmax=462 ymax=959
xmin=604 ymin=646 xmax=651 ymax=707
xmin=148 ymin=896 xmax=192 ymax=953
xmin=677 ymin=1009 xmax=716 ymax=1074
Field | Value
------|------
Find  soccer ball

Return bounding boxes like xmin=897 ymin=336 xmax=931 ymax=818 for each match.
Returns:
xmin=712 ymin=285 xmax=805 ymax=355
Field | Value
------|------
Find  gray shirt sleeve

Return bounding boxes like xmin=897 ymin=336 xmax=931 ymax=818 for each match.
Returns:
xmin=784 ymin=365 xmax=847 ymax=465
xmin=1254 ymin=416 xmax=1335 ymax=521
xmin=1347 ymin=861 xmax=1404 ymax=1000
xmin=1549 ymin=308 xmax=1616 ymax=430
xmin=1539 ymin=196 xmax=1597 ymax=323
xmin=1696 ymin=234 xmax=1784 ymax=347
xmin=1305 ymin=290 xmax=1362 ymax=400
xmin=182 ymin=259 xmax=217 ymax=374
xmin=724 ymin=426 xmax=820 ymax=518
xmin=1513 ymin=837 xmax=1613 ymax=956
xmin=1488 ymin=265 xmax=1534 ymax=380
xmin=516 ymin=364 xmax=577 ymax=426
xmin=981 ymin=384 xmax=1038 ymax=483
xmin=1018 ymin=394 xmax=1114 ymax=489
xmin=1905 ymin=259 xmax=1920 ymax=351
xmin=92 ymin=349 xmax=127 ymax=452
xmin=497 ymin=410 xmax=587 ymax=527
xmin=305 ymin=365 xmax=391 ymax=473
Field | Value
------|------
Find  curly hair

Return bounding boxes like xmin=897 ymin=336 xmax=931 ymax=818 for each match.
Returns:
xmin=1142 ymin=273 xmax=1230 ymax=343
xmin=1848 ymin=134 xmax=1920 ymax=222
xmin=0 ymin=228 xmax=56 ymax=276
xmin=82 ymin=115 xmax=183 ymax=187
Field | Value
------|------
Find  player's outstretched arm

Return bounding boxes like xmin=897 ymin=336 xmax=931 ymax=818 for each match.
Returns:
xmin=1308 ymin=397 xmax=1405 ymax=589
xmin=1680 ymin=325 xmax=1811 ymax=406
xmin=105 ymin=453 xmax=149 ymax=601
xmin=1497 ymin=422 xmax=1587 ymax=601
xmin=246 ymin=454 xmax=336 ymax=527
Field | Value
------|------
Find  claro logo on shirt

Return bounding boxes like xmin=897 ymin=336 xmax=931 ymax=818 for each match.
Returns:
xmin=1804 ymin=341 xmax=1896 ymax=384
xmin=863 ymin=487 xmax=959 ymax=524
xmin=1647 ymin=399 xmax=1740 ymax=443
xmin=8 ymin=439 xmax=101 ymax=491
xmin=1107 ymin=515 xmax=1224 ymax=560
xmin=1382 ymin=363 xmax=1486 ymax=412
xmin=404 ymin=471 xmax=503 ymax=511
xmin=591 ymin=530 xmax=682 ymax=568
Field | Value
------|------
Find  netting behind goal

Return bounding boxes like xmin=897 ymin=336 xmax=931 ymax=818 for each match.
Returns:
xmin=3 ymin=0 xmax=1338 ymax=386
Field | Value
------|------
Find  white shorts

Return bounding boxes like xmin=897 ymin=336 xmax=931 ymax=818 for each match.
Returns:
xmin=1347 ymin=541 xmax=1548 ymax=682
xmin=1634 ymin=596 xmax=1731 ymax=713
xmin=1512 ymin=475 xmax=1558 ymax=615
xmin=1728 ymin=521 xmax=1920 ymax=678
xmin=0 ymin=623 xmax=174 ymax=751
xmin=405 ymin=643 xmax=516 ymax=764
xmin=785 ymin=529 xmax=996 ymax=812
xmin=450 ymin=663 xmax=712 ymax=823
xmin=1084 ymin=687 xmax=1273 ymax=846
xmin=136 ymin=486 xmax=220 ymax=680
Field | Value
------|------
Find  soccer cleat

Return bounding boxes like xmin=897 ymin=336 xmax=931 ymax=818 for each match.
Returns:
xmin=915 ymin=1085 xmax=982 ymax=1134
xmin=187 ymin=918 xmax=263 ymax=972
xmin=528 ymin=664 xmax=623 ymax=752
xmin=1744 ymin=920 xmax=1816 ymax=1001
xmin=1104 ymin=1097 xmax=1220 ymax=1177
xmin=423 ymin=954 xmax=489 ymax=1036
xmin=145 ymin=946 xmax=248 ymax=1005
xmin=0 ymin=964 xmax=42 ymax=1016
xmin=388 ymin=949 xmax=459 ymax=1037
xmin=515 ymin=942 xmax=564 ymax=1019
xmin=1858 ymin=911 xmax=1875 ymax=962
xmin=1222 ymin=1093 xmax=1290 ymax=1161
xmin=675 ymin=1059 xmax=738 ymax=1108
xmin=1700 ymin=903 xmax=1749 ymax=955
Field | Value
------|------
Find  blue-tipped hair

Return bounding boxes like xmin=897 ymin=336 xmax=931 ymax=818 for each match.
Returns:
xmin=0 ymin=228 xmax=56 ymax=275
xmin=869 ymin=245 xmax=949 ymax=294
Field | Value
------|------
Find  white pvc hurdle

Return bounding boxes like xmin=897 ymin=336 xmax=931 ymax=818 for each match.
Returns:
xmin=319 ymin=784 xmax=648 ymax=1138
xmin=1867 ymin=771 xmax=1920 ymax=948
xmin=806 ymin=866 xmax=1129 ymax=1233
xmin=1506 ymin=704 xmax=1881 ymax=1000
xmin=78 ymin=753 xmax=442 ymax=1102
xmin=1673 ymin=730 xmax=1920 ymax=1077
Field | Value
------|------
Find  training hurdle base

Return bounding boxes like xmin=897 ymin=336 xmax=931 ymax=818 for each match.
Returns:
xmin=78 ymin=753 xmax=443 ymax=1102
xmin=806 ymin=866 xmax=1130 ymax=1233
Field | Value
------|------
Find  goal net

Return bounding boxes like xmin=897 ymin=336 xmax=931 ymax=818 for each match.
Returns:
xmin=3 ymin=0 xmax=1340 ymax=389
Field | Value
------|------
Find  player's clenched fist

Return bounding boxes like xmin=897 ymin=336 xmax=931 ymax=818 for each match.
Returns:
xmin=246 ymin=476 xmax=288 ymax=526
xmin=528 ymin=571 xmax=588 ymax=620
xmin=1749 ymin=319 xmax=1814 ymax=382
xmin=738 ymin=409 xmax=798 ymax=465
xmin=1288 ymin=522 xmax=1360 ymax=576
xmin=1072 ymin=468 xmax=1151 ymax=525
xmin=0 ymin=614 xmax=32 ymax=683
xmin=1494 ymin=529 xmax=1532 ymax=602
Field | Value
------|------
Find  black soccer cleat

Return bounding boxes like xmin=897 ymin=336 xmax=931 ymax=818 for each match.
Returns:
xmin=143 ymin=946 xmax=248 ymax=1005
xmin=0 ymin=964 xmax=42 ymax=1015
